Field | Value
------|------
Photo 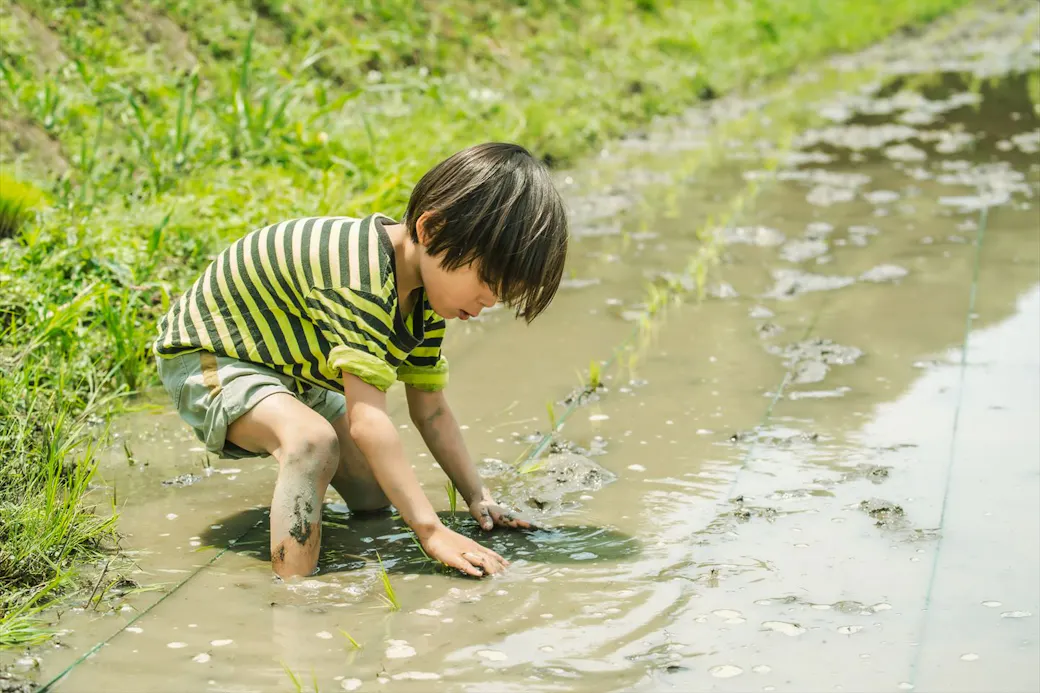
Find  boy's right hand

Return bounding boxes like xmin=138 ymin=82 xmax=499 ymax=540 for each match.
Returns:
xmin=421 ymin=524 xmax=508 ymax=577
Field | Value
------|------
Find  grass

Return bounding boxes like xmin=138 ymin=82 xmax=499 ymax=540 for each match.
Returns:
xmin=0 ymin=0 xmax=984 ymax=650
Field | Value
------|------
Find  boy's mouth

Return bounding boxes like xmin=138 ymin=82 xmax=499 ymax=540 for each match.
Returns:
xmin=458 ymin=309 xmax=472 ymax=321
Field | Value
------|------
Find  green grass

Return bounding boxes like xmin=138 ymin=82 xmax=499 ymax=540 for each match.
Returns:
xmin=0 ymin=0 xmax=982 ymax=648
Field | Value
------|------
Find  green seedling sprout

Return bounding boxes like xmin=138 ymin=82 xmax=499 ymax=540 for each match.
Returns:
xmin=375 ymin=552 xmax=400 ymax=611
xmin=546 ymin=400 xmax=558 ymax=432
xmin=281 ymin=661 xmax=303 ymax=693
xmin=339 ymin=629 xmax=362 ymax=649
xmin=445 ymin=481 xmax=458 ymax=515
xmin=588 ymin=359 xmax=602 ymax=390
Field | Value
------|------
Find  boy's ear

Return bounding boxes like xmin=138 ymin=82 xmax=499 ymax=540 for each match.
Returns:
xmin=415 ymin=210 xmax=437 ymax=246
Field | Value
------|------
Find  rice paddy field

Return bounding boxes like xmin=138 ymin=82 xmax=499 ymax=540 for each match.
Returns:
xmin=3 ymin=1 xmax=1039 ymax=691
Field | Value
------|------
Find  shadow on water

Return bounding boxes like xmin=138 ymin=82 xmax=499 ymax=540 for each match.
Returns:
xmin=199 ymin=507 xmax=642 ymax=577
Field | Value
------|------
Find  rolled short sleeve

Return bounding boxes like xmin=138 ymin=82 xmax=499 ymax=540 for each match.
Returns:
xmin=305 ymin=287 xmax=397 ymax=391
xmin=397 ymin=310 xmax=449 ymax=392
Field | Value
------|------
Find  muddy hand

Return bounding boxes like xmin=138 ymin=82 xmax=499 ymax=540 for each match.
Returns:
xmin=421 ymin=524 xmax=509 ymax=577
xmin=469 ymin=489 xmax=537 ymax=531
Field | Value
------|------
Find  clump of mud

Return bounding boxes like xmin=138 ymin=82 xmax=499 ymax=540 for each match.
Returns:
xmin=728 ymin=428 xmax=821 ymax=446
xmin=729 ymin=496 xmax=779 ymax=523
xmin=0 ymin=671 xmax=32 ymax=693
xmin=769 ymin=338 xmax=864 ymax=384
xmin=840 ymin=464 xmax=891 ymax=485
xmin=859 ymin=498 xmax=906 ymax=528
xmin=497 ymin=451 xmax=617 ymax=516
xmin=764 ymin=269 xmax=855 ymax=299
xmin=859 ymin=264 xmax=909 ymax=283
xmin=780 ymin=239 xmax=830 ymax=263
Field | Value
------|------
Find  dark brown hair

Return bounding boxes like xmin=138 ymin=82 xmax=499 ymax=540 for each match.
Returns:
xmin=404 ymin=142 xmax=569 ymax=322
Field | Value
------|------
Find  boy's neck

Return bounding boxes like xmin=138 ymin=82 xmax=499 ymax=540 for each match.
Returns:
xmin=383 ymin=221 xmax=423 ymax=301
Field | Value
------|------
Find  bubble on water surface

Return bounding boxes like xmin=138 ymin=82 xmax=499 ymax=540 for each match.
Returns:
xmin=982 ymin=601 xmax=1002 ymax=608
xmin=127 ymin=627 xmax=144 ymax=634
xmin=210 ymin=639 xmax=233 ymax=647
xmin=627 ymin=464 xmax=646 ymax=471
xmin=192 ymin=653 xmax=210 ymax=663
xmin=1001 ymin=611 xmax=1032 ymax=618
xmin=752 ymin=665 xmax=772 ymax=674
xmin=341 ymin=680 xmax=362 ymax=691
xmin=960 ymin=653 xmax=979 ymax=661
xmin=709 ymin=665 xmax=743 ymax=678
xmin=713 ymin=609 xmax=742 ymax=619
xmin=316 ymin=631 xmax=333 ymax=639
xmin=838 ymin=625 xmax=863 ymax=635
xmin=167 ymin=642 xmax=187 ymax=649
xmin=477 ymin=649 xmax=508 ymax=661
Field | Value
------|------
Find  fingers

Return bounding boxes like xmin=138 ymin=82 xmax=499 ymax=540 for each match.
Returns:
xmin=490 ymin=506 xmax=538 ymax=530
xmin=478 ymin=507 xmax=494 ymax=531
xmin=461 ymin=548 xmax=508 ymax=576
xmin=451 ymin=554 xmax=485 ymax=578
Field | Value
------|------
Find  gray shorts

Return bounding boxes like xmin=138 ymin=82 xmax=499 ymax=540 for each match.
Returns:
xmin=156 ymin=351 xmax=347 ymax=460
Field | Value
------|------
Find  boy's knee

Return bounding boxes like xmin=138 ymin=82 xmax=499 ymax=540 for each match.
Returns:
xmin=282 ymin=428 xmax=339 ymax=483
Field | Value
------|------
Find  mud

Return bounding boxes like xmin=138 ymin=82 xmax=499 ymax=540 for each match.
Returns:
xmin=13 ymin=4 xmax=1040 ymax=692
xmin=498 ymin=451 xmax=618 ymax=516
xmin=769 ymin=338 xmax=864 ymax=385
xmin=764 ymin=268 xmax=856 ymax=299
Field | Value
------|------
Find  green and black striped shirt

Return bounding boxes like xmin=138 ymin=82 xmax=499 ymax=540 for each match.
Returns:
xmin=153 ymin=213 xmax=448 ymax=392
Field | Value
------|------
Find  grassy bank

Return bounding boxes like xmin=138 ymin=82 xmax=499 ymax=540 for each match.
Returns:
xmin=0 ymin=0 xmax=974 ymax=647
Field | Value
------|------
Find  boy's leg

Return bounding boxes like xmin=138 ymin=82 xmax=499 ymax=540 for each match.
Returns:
xmin=328 ymin=413 xmax=392 ymax=513
xmin=226 ymin=393 xmax=339 ymax=578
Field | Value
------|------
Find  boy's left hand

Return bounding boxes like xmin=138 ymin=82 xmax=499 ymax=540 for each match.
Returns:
xmin=468 ymin=488 xmax=536 ymax=531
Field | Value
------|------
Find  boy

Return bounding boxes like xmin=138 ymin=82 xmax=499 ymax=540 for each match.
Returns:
xmin=153 ymin=142 xmax=568 ymax=579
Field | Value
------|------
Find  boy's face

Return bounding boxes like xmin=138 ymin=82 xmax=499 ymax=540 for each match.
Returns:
xmin=419 ymin=252 xmax=497 ymax=321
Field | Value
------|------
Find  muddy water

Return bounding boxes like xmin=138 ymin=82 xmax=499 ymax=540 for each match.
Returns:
xmin=18 ymin=5 xmax=1040 ymax=692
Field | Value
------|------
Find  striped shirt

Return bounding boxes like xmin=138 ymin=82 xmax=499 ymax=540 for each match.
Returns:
xmin=153 ymin=213 xmax=448 ymax=393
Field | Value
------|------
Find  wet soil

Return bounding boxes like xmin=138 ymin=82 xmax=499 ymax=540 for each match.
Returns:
xmin=8 ymin=3 xmax=1039 ymax=692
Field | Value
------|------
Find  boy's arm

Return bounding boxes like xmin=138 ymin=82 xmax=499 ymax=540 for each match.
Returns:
xmin=343 ymin=374 xmax=507 ymax=576
xmin=406 ymin=387 xmax=533 ymax=531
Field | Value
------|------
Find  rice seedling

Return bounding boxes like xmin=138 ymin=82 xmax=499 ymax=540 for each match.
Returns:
xmin=280 ymin=661 xmax=303 ymax=692
xmin=546 ymin=400 xmax=558 ymax=432
xmin=339 ymin=629 xmax=362 ymax=650
xmin=446 ymin=481 xmax=458 ymax=516
xmin=375 ymin=553 xmax=400 ymax=611
xmin=588 ymin=359 xmax=602 ymax=390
